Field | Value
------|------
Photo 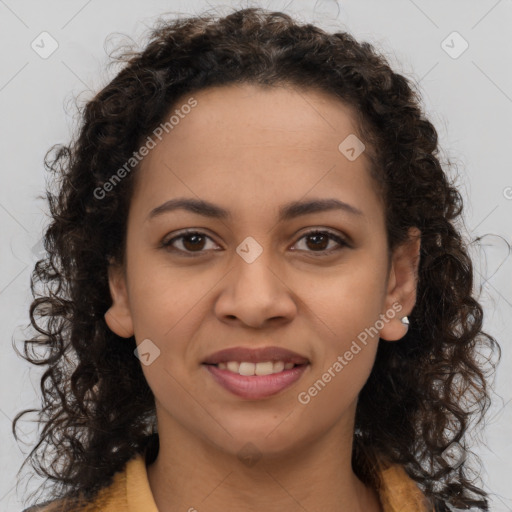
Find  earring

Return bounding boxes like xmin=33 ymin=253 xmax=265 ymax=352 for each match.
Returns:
xmin=401 ymin=316 xmax=409 ymax=325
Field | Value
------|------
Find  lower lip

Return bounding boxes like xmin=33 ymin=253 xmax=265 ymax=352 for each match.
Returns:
xmin=203 ymin=364 xmax=309 ymax=400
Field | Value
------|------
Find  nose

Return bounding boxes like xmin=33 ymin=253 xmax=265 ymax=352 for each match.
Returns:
xmin=213 ymin=243 xmax=298 ymax=329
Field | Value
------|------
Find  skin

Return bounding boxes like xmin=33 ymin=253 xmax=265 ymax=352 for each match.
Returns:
xmin=105 ymin=83 xmax=421 ymax=512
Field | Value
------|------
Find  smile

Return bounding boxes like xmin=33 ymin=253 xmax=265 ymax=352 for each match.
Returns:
xmin=203 ymin=362 xmax=309 ymax=400
xmin=215 ymin=360 xmax=295 ymax=375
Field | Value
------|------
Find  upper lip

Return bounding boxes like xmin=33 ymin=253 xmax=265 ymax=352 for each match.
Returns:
xmin=202 ymin=346 xmax=310 ymax=365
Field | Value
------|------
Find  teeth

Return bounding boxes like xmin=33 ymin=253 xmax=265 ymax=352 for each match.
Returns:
xmin=239 ymin=362 xmax=256 ymax=376
xmin=227 ymin=361 xmax=240 ymax=373
xmin=217 ymin=361 xmax=298 ymax=376
xmin=255 ymin=361 xmax=274 ymax=375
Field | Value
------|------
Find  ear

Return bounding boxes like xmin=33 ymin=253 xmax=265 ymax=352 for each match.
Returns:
xmin=104 ymin=260 xmax=134 ymax=339
xmin=379 ymin=227 xmax=421 ymax=342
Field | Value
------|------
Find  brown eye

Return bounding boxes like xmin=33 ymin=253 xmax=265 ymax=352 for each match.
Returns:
xmin=161 ymin=229 xmax=349 ymax=257
xmin=180 ymin=233 xmax=207 ymax=252
xmin=293 ymin=230 xmax=348 ymax=254
xmin=162 ymin=231 xmax=219 ymax=255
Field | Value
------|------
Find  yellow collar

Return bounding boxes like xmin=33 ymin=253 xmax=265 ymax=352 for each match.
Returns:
xmin=125 ymin=453 xmax=433 ymax=512
xmin=33 ymin=452 xmax=433 ymax=511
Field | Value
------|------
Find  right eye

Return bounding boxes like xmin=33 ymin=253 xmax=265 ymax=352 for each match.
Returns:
xmin=161 ymin=230 xmax=221 ymax=256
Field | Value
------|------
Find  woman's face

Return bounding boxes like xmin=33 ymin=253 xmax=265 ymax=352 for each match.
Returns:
xmin=106 ymin=83 xmax=419 ymax=459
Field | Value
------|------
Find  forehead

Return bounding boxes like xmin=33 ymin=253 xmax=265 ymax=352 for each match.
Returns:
xmin=174 ymin=83 xmax=360 ymax=150
xmin=131 ymin=83 xmax=383 ymax=224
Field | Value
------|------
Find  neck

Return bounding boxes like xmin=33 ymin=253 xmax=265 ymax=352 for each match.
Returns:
xmin=146 ymin=405 xmax=382 ymax=512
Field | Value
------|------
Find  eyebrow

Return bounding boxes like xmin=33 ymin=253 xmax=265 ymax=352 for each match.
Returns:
xmin=147 ymin=197 xmax=363 ymax=222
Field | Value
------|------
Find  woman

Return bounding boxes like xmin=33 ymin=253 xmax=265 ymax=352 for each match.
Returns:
xmin=15 ymin=6 xmax=499 ymax=512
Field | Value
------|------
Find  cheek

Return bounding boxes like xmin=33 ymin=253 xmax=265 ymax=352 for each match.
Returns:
xmin=307 ymin=296 xmax=380 ymax=398
xmin=300 ymin=264 xmax=386 ymax=393
xmin=127 ymin=259 xmax=201 ymax=341
xmin=303 ymin=261 xmax=387 ymax=337
xmin=295 ymin=272 xmax=383 ymax=414
xmin=293 ymin=345 xmax=376 ymax=442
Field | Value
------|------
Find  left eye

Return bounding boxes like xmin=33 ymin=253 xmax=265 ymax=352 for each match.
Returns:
xmin=161 ymin=229 xmax=349 ymax=256
xmin=293 ymin=230 xmax=348 ymax=253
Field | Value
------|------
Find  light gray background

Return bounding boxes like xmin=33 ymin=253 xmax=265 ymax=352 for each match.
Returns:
xmin=1 ymin=0 xmax=511 ymax=511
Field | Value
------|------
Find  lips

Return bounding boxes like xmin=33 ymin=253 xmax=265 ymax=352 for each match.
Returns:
xmin=202 ymin=346 xmax=309 ymax=365
xmin=204 ymin=363 xmax=309 ymax=400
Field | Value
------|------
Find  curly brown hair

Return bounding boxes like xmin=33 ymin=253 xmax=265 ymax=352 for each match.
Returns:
xmin=13 ymin=6 xmax=500 ymax=511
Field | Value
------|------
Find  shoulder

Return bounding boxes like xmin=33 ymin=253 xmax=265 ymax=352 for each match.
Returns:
xmin=21 ymin=490 xmax=118 ymax=512
xmin=21 ymin=454 xmax=139 ymax=512
xmin=377 ymin=461 xmax=434 ymax=512
xmin=23 ymin=454 xmax=145 ymax=512
xmin=21 ymin=497 xmax=90 ymax=512
xmin=22 ymin=500 xmax=67 ymax=512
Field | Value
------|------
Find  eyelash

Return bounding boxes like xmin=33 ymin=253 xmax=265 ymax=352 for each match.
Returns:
xmin=161 ymin=229 xmax=350 ymax=257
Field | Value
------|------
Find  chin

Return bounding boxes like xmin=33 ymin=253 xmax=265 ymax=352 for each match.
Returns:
xmin=208 ymin=419 xmax=311 ymax=459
